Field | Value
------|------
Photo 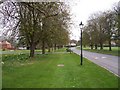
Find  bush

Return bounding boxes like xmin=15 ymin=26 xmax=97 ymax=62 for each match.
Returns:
xmin=2 ymin=48 xmax=6 ymax=51
xmin=2 ymin=54 xmax=29 ymax=62
xmin=66 ymin=48 xmax=72 ymax=53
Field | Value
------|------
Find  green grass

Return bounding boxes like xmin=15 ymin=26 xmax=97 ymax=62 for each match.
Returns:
xmin=54 ymin=47 xmax=67 ymax=52
xmin=1 ymin=49 xmax=43 ymax=55
xmin=1 ymin=49 xmax=59 ymax=55
xmin=2 ymin=50 xmax=30 ymax=55
xmin=78 ymin=47 xmax=119 ymax=56
xmin=2 ymin=52 xmax=118 ymax=88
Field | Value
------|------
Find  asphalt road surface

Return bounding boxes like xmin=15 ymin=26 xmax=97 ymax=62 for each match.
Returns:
xmin=71 ymin=47 xmax=119 ymax=77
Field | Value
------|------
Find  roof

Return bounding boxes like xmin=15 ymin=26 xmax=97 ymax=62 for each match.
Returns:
xmin=2 ymin=41 xmax=11 ymax=45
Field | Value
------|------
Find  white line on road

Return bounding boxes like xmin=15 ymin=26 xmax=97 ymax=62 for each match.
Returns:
xmin=102 ymin=57 xmax=107 ymax=59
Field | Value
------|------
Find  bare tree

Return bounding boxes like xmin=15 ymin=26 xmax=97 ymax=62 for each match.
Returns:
xmin=0 ymin=1 xmax=71 ymax=57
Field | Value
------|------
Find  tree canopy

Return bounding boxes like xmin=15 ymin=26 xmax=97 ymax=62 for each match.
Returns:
xmin=0 ymin=1 xmax=71 ymax=57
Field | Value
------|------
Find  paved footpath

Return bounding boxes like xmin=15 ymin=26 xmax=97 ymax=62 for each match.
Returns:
xmin=71 ymin=47 xmax=120 ymax=77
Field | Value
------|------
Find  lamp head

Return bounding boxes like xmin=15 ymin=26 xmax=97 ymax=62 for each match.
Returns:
xmin=79 ymin=21 xmax=84 ymax=29
xmin=79 ymin=21 xmax=84 ymax=26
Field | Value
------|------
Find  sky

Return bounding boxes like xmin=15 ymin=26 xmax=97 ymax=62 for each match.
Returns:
xmin=0 ymin=0 xmax=119 ymax=40
xmin=68 ymin=0 xmax=120 ymax=41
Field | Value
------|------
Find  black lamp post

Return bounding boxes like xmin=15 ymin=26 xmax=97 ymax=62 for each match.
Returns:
xmin=79 ymin=21 xmax=84 ymax=65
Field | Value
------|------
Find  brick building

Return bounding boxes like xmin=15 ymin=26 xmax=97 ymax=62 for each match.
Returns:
xmin=0 ymin=41 xmax=14 ymax=50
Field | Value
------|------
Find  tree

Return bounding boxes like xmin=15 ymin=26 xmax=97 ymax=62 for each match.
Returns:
xmin=103 ymin=11 xmax=116 ymax=51
xmin=38 ymin=3 xmax=70 ymax=53
xmin=82 ymin=26 xmax=90 ymax=47
xmin=83 ymin=11 xmax=117 ymax=50
xmin=85 ymin=15 xmax=100 ymax=50
xmin=0 ymin=1 xmax=71 ymax=57
xmin=97 ymin=12 xmax=108 ymax=50
xmin=113 ymin=2 xmax=120 ymax=46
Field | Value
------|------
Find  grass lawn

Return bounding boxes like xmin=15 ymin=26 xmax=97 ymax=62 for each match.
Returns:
xmin=54 ymin=47 xmax=67 ymax=52
xmin=77 ymin=47 xmax=119 ymax=56
xmin=1 ymin=49 xmax=56 ymax=55
xmin=2 ymin=49 xmax=118 ymax=88
xmin=2 ymin=50 xmax=30 ymax=55
xmin=1 ymin=49 xmax=43 ymax=55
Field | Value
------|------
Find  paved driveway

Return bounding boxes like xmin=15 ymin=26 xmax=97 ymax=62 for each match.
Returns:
xmin=71 ymin=47 xmax=119 ymax=77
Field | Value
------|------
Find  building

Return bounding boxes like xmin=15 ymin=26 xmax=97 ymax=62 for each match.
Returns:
xmin=0 ymin=41 xmax=14 ymax=50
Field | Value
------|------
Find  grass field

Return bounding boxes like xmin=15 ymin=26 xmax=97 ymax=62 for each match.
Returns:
xmin=1 ymin=50 xmax=43 ymax=55
xmin=1 ymin=48 xmax=62 ymax=55
xmin=2 ymin=49 xmax=118 ymax=88
xmin=2 ymin=50 xmax=30 ymax=55
xmin=54 ymin=47 xmax=67 ymax=52
xmin=78 ymin=47 xmax=119 ymax=56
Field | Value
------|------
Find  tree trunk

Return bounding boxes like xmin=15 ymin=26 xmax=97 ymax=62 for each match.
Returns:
xmin=27 ymin=46 xmax=30 ymax=50
xmin=95 ymin=44 xmax=97 ymax=50
xmin=51 ymin=44 xmax=54 ymax=51
xmin=90 ymin=44 xmax=93 ymax=49
xmin=42 ymin=41 xmax=45 ymax=54
xmin=84 ymin=45 xmax=86 ymax=48
xmin=48 ymin=46 xmax=51 ymax=52
xmin=54 ymin=44 xmax=57 ymax=51
xmin=57 ymin=46 xmax=59 ymax=49
xmin=100 ymin=43 xmax=103 ymax=50
xmin=30 ymin=43 xmax=35 ymax=58
xmin=52 ymin=47 xmax=54 ymax=51
xmin=109 ymin=39 xmax=112 ymax=51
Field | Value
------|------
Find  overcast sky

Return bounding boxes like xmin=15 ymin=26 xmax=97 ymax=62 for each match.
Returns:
xmin=0 ymin=0 xmax=119 ymax=40
xmin=68 ymin=0 xmax=120 ymax=41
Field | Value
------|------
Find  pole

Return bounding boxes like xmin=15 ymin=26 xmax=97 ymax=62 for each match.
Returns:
xmin=80 ymin=28 xmax=83 ymax=65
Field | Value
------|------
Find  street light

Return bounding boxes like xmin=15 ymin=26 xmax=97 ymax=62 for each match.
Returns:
xmin=79 ymin=21 xmax=84 ymax=65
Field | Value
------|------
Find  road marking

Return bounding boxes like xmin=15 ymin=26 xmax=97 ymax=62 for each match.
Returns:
xmin=102 ymin=57 xmax=107 ymax=59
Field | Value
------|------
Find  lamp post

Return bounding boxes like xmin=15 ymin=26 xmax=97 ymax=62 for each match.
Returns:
xmin=79 ymin=21 xmax=84 ymax=65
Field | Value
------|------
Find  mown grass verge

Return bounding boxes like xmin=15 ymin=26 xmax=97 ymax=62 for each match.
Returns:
xmin=2 ymin=52 xmax=118 ymax=88
xmin=77 ymin=47 xmax=119 ymax=56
